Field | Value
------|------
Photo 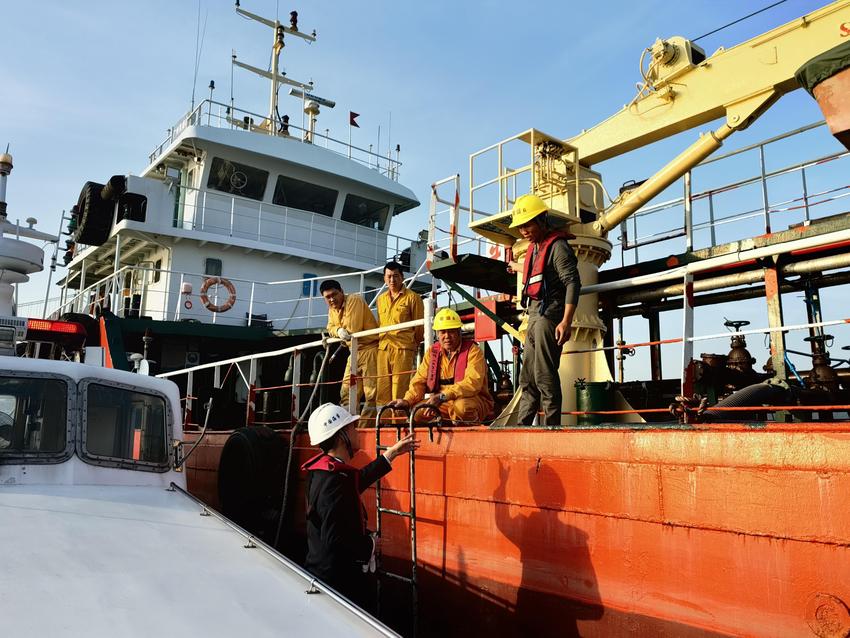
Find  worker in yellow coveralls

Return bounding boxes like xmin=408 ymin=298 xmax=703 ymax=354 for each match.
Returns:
xmin=376 ymin=261 xmax=424 ymax=406
xmin=321 ymin=279 xmax=378 ymax=414
xmin=386 ymin=308 xmax=493 ymax=424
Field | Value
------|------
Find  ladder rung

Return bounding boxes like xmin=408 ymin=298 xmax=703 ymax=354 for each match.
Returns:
xmin=379 ymin=569 xmax=414 ymax=584
xmin=378 ymin=507 xmax=412 ymax=517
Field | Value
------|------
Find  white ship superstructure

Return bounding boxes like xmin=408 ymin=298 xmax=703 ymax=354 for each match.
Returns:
xmin=53 ymin=5 xmax=421 ymax=339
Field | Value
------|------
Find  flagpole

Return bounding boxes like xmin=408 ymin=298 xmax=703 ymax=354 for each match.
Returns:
xmin=348 ymin=111 xmax=359 ymax=159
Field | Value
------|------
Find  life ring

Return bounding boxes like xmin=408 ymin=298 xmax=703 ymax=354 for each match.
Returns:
xmin=200 ymin=277 xmax=237 ymax=313
xmin=184 ymin=299 xmax=193 ymax=310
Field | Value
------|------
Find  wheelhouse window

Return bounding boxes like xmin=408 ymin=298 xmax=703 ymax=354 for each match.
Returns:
xmin=0 ymin=377 xmax=68 ymax=459
xmin=273 ymin=175 xmax=337 ymax=217
xmin=207 ymin=157 xmax=269 ymax=201
xmin=84 ymin=383 xmax=168 ymax=469
xmin=341 ymin=194 xmax=389 ymax=230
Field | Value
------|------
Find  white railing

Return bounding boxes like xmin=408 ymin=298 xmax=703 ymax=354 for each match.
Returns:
xmin=157 ymin=304 xmax=433 ymax=428
xmin=428 ymin=175 xmax=506 ymax=265
xmin=149 ymin=100 xmax=402 ymax=181
xmin=175 ymin=185 xmax=411 ymax=267
xmin=17 ymin=298 xmax=61 ymax=319
xmin=48 ymin=259 xmax=434 ymax=332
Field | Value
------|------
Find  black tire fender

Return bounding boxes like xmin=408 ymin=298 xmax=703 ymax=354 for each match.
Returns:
xmin=74 ymin=181 xmax=114 ymax=246
xmin=218 ymin=426 xmax=288 ymax=535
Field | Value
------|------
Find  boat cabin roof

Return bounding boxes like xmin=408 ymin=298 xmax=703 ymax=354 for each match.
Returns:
xmin=144 ymin=101 xmax=418 ymax=215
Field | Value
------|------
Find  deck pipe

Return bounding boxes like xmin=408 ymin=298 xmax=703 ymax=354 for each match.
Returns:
xmin=617 ymin=270 xmax=850 ymax=317
xmin=616 ymin=251 xmax=850 ymax=306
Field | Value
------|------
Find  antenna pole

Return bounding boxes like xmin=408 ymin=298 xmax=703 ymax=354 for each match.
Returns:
xmin=42 ymin=210 xmax=64 ymax=319
xmin=230 ymin=49 xmax=236 ymax=125
xmin=269 ymin=22 xmax=284 ymax=135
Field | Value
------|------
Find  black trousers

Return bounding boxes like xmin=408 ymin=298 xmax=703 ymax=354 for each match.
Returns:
xmin=516 ymin=312 xmax=562 ymax=426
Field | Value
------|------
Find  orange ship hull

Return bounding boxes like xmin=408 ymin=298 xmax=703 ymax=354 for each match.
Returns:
xmin=186 ymin=422 xmax=850 ymax=637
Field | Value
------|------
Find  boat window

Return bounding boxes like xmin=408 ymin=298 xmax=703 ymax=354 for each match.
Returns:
xmin=82 ymin=383 xmax=169 ymax=471
xmin=205 ymin=258 xmax=222 ymax=276
xmin=341 ymin=194 xmax=389 ymax=230
xmin=153 ymin=258 xmax=162 ymax=284
xmin=0 ymin=376 xmax=69 ymax=462
xmin=207 ymin=157 xmax=269 ymax=201
xmin=272 ymin=175 xmax=337 ymax=217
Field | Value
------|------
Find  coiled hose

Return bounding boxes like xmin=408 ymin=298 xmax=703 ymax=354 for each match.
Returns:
xmin=702 ymin=382 xmax=790 ymax=422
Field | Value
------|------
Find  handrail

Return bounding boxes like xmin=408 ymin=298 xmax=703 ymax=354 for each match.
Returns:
xmin=158 ymin=317 xmax=426 ymax=379
xmin=149 ymin=99 xmax=403 ymax=179
xmin=57 ymin=255 xmax=432 ymax=326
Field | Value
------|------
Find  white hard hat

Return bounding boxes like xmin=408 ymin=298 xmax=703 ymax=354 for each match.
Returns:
xmin=308 ymin=403 xmax=359 ymax=445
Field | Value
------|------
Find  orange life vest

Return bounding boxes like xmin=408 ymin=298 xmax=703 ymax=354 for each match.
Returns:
xmin=522 ymin=230 xmax=574 ymax=302
xmin=426 ymin=341 xmax=473 ymax=393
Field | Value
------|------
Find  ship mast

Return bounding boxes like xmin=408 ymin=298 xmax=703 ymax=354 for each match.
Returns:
xmin=232 ymin=2 xmax=316 ymax=135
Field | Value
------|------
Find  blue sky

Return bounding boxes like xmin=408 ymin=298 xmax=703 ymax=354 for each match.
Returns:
xmin=2 ymin=0 xmax=847 ymax=379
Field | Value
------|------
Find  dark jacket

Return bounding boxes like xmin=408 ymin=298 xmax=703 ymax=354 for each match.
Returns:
xmin=302 ymin=453 xmax=392 ymax=599
xmin=528 ymin=238 xmax=581 ymax=321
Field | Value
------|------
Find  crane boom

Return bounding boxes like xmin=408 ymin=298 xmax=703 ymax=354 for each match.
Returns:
xmin=569 ymin=1 xmax=850 ymax=166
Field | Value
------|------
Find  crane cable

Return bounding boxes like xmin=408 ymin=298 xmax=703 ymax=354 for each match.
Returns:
xmin=691 ymin=0 xmax=788 ymax=43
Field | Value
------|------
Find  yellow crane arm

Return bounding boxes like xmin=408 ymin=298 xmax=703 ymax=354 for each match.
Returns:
xmin=568 ymin=1 xmax=850 ymax=167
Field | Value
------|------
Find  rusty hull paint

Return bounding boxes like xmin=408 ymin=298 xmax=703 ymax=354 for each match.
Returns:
xmin=813 ymin=65 xmax=850 ymax=151
xmin=186 ymin=424 xmax=850 ymax=637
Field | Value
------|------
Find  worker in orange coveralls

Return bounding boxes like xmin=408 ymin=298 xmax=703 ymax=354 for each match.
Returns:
xmin=375 ymin=261 xmax=424 ymax=405
xmin=386 ymin=308 xmax=493 ymax=423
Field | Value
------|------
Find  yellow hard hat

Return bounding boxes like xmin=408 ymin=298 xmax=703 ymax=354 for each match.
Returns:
xmin=433 ymin=308 xmax=462 ymax=331
xmin=508 ymin=193 xmax=548 ymax=228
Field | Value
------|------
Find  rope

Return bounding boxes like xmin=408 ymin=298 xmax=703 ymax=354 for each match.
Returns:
xmin=273 ymin=342 xmax=340 ymax=548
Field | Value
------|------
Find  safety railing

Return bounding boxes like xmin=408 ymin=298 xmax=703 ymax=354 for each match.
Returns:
xmin=157 ymin=279 xmax=850 ymax=430
xmin=17 ymin=297 xmax=61 ymax=319
xmin=51 ymin=264 xmax=378 ymax=329
xmin=149 ymin=99 xmax=402 ymax=180
xmin=162 ymin=307 xmax=850 ymax=429
xmin=614 ymin=121 xmax=850 ymax=266
xmin=427 ymin=175 xmax=504 ymax=266
xmin=49 ymin=253 xmax=437 ymax=332
xmin=173 ymin=184 xmax=413 ymax=268
xmin=158 ymin=301 xmax=434 ymax=429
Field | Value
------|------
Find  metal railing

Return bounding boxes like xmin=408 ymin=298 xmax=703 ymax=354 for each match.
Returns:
xmin=173 ymin=185 xmax=411 ymax=267
xmin=428 ymin=175 xmax=505 ymax=264
xmin=616 ymin=121 xmax=850 ymax=265
xmin=149 ymin=100 xmax=402 ymax=180
xmin=49 ymin=258 xmax=434 ymax=331
xmin=158 ymin=298 xmax=434 ymax=428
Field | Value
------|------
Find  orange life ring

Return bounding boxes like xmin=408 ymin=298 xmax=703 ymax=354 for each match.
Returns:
xmin=200 ymin=277 xmax=237 ymax=313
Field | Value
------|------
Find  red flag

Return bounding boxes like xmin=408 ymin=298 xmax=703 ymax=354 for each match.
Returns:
xmin=349 ymin=111 xmax=360 ymax=128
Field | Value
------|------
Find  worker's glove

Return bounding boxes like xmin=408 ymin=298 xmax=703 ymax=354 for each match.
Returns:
xmin=337 ymin=328 xmax=352 ymax=341
xmin=362 ymin=532 xmax=378 ymax=573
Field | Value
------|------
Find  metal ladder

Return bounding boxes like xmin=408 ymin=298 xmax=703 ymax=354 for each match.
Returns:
xmin=374 ymin=405 xmax=422 ymax=637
